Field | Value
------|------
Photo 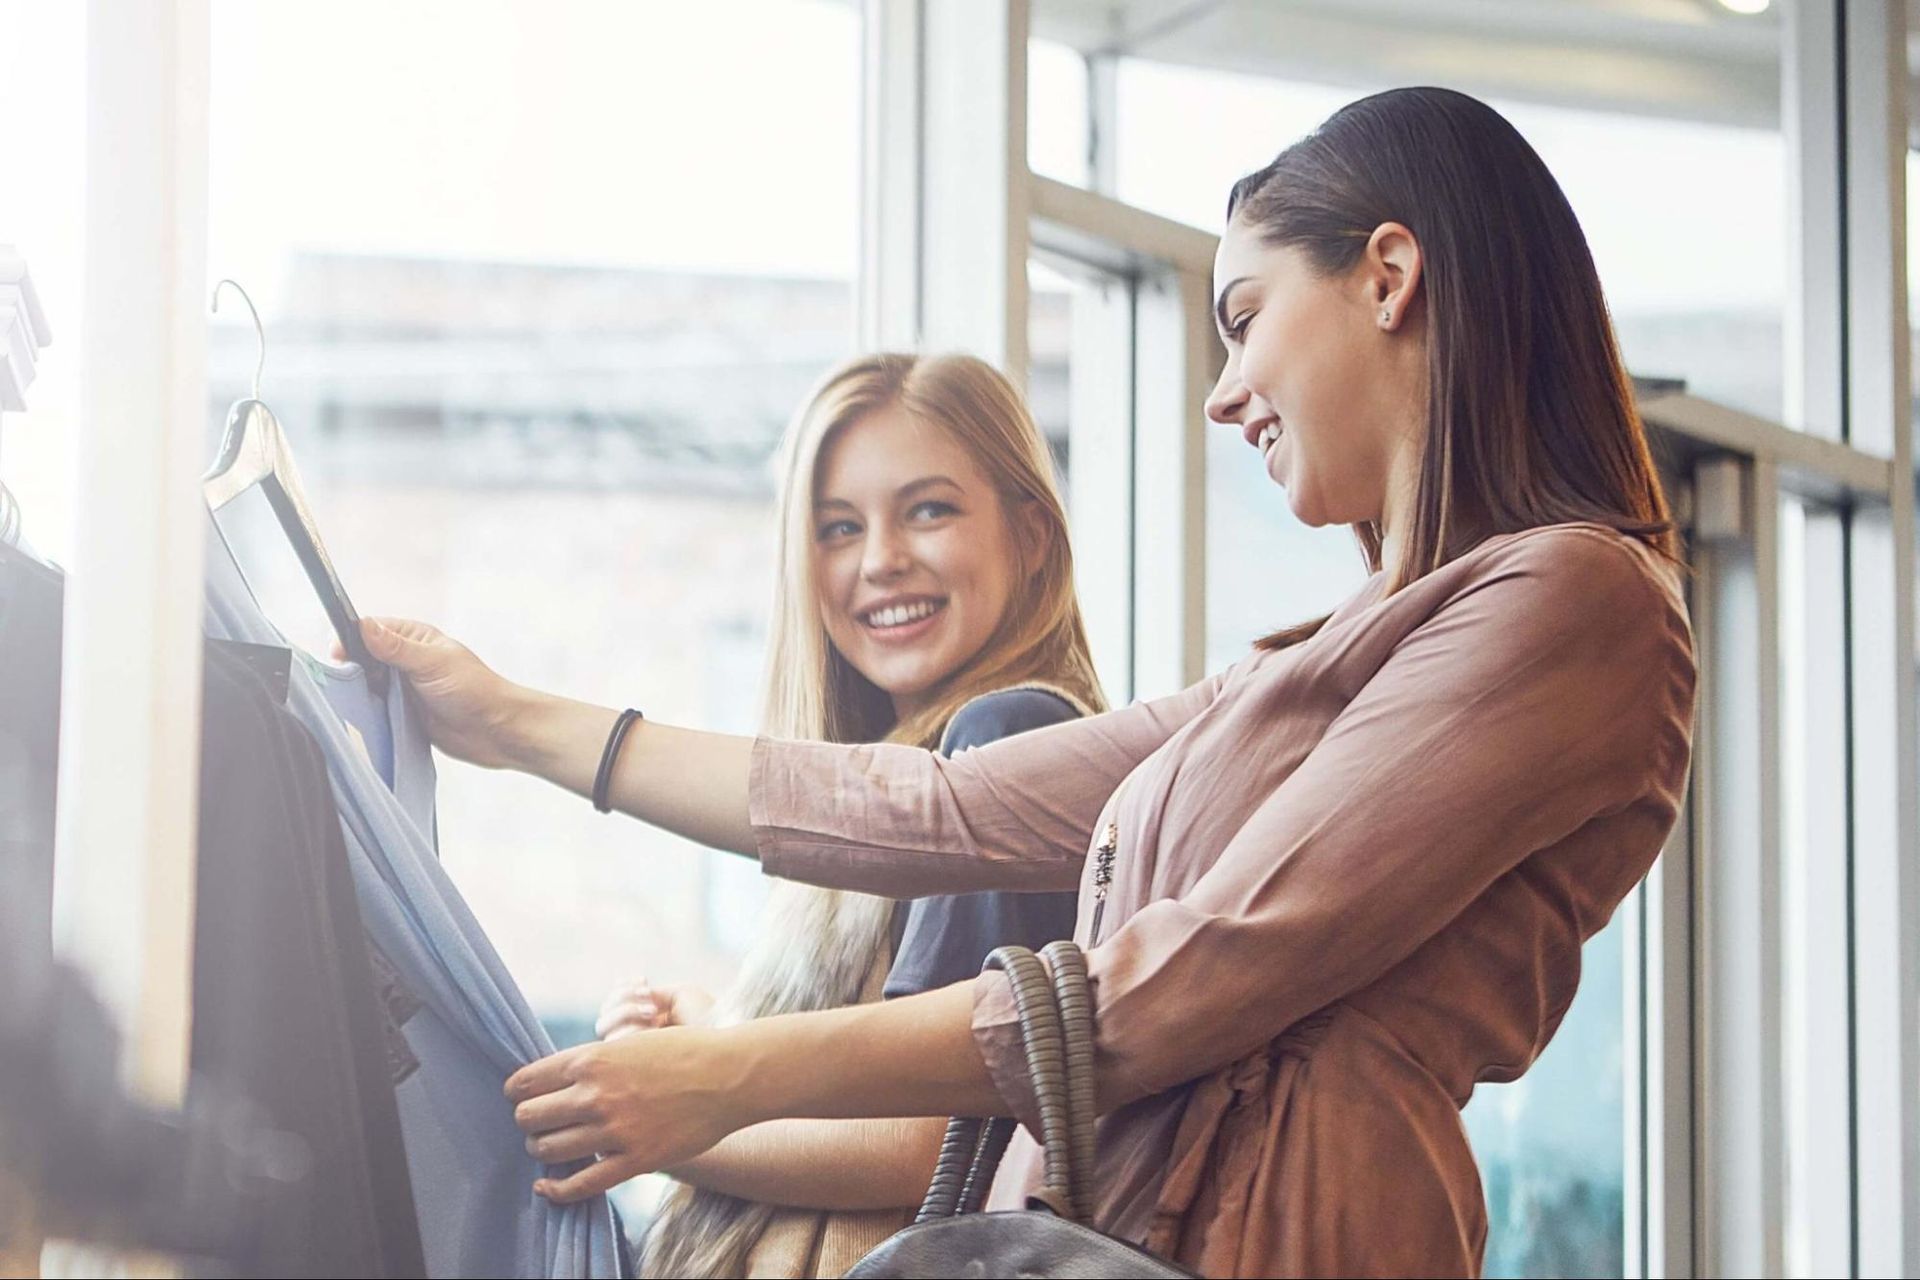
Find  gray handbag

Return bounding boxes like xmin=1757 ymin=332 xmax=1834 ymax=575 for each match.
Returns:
xmin=844 ymin=942 xmax=1195 ymax=1279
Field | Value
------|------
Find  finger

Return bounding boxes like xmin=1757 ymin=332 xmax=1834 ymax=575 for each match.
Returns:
xmin=595 ymin=1013 xmax=655 ymax=1041
xmin=603 ymin=997 xmax=660 ymax=1028
xmin=361 ymin=616 xmax=443 ymax=664
xmin=505 ymin=1045 xmax=588 ymax=1103
xmin=513 ymin=1086 xmax=598 ymax=1136
xmin=525 ymin=1124 xmax=604 ymax=1165
xmin=537 ymin=1155 xmax=638 ymax=1204
xmin=595 ymin=995 xmax=656 ymax=1028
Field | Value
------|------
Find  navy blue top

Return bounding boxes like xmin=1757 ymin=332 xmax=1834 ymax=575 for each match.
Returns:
xmin=883 ymin=688 xmax=1083 ymax=999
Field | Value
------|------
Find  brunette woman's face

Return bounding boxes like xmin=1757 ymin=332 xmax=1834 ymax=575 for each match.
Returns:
xmin=1203 ymin=215 xmax=1427 ymax=529
xmin=812 ymin=406 xmax=1029 ymax=713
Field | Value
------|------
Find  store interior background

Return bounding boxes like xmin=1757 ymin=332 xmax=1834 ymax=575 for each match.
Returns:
xmin=3 ymin=2 xmax=1916 ymax=1277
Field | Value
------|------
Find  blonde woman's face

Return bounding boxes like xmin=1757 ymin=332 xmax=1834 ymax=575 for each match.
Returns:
xmin=812 ymin=405 xmax=1028 ymax=713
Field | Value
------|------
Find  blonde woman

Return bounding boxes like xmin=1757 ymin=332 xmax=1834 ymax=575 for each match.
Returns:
xmin=378 ymin=353 xmax=1105 ymax=1277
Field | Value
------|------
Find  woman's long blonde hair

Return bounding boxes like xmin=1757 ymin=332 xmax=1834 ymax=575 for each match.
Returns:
xmin=760 ymin=351 xmax=1106 ymax=746
xmin=641 ymin=354 xmax=1105 ymax=1279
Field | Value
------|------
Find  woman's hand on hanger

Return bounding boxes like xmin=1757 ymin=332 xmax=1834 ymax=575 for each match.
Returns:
xmin=352 ymin=617 xmax=541 ymax=770
xmin=595 ymin=977 xmax=717 ymax=1039
xmin=358 ymin=615 xmax=758 ymax=852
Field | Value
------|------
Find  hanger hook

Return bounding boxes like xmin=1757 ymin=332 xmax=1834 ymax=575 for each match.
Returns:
xmin=211 ymin=278 xmax=266 ymax=401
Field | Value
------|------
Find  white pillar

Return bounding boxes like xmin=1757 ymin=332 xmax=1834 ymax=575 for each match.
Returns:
xmin=52 ymin=0 xmax=210 ymax=1112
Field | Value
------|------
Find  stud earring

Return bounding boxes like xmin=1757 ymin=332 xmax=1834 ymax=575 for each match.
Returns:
xmin=1379 ymin=308 xmax=1392 ymax=325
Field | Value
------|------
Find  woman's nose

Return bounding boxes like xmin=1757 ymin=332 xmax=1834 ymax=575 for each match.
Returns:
xmin=861 ymin=528 xmax=912 ymax=582
xmin=1205 ymin=366 xmax=1249 ymax=425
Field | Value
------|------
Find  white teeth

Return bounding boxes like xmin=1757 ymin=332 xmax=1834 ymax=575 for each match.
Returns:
xmin=866 ymin=600 xmax=942 ymax=628
xmin=1259 ymin=423 xmax=1282 ymax=448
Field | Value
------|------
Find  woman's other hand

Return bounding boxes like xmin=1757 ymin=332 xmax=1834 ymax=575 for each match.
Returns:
xmin=508 ymin=1027 xmax=753 ymax=1202
xmin=595 ymin=978 xmax=717 ymax=1039
xmin=358 ymin=617 xmax=530 ymax=770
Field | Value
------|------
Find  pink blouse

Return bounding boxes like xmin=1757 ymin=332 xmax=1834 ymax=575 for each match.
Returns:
xmin=750 ymin=522 xmax=1697 ymax=1277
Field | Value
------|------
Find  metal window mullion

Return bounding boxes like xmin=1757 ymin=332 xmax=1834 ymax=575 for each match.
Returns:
xmin=1779 ymin=500 xmax=1854 ymax=1278
xmin=1625 ymin=874 xmax=1649 ymax=1280
xmin=1028 ymin=174 xmax=1217 ymax=279
xmin=1782 ymin=0 xmax=1845 ymax=446
xmin=1837 ymin=1 xmax=1920 ymax=1271
xmin=857 ymin=0 xmax=922 ymax=350
xmin=1643 ymin=790 xmax=1698 ymax=1279
xmin=1086 ymin=49 xmax=1117 ymax=196
xmin=917 ymin=0 xmax=1029 ymax=381
xmin=1694 ymin=455 xmax=1786 ymax=1279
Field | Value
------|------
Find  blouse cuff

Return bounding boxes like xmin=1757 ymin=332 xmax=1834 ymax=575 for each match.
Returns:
xmin=970 ymin=967 xmax=1045 ymax=1138
xmin=747 ymin=734 xmax=837 ymax=878
xmin=747 ymin=735 xmax=784 ymax=865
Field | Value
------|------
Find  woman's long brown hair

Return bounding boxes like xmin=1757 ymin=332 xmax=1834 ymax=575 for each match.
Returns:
xmin=1228 ymin=86 xmax=1679 ymax=650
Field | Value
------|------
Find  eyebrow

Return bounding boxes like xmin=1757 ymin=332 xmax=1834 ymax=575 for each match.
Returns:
xmin=1214 ymin=276 xmax=1252 ymax=337
xmin=814 ymin=474 xmax=963 ymax=511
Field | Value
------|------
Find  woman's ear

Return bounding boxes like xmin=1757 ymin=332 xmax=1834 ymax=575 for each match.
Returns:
xmin=1014 ymin=499 xmax=1051 ymax=580
xmin=1364 ymin=221 xmax=1423 ymax=331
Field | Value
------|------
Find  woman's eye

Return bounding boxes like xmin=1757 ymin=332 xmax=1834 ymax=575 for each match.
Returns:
xmin=1228 ymin=313 xmax=1254 ymax=342
xmin=816 ymin=519 xmax=860 ymax=541
xmin=907 ymin=501 xmax=958 ymax=522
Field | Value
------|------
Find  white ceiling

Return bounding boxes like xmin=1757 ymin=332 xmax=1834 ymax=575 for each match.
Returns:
xmin=1032 ymin=0 xmax=1920 ymax=134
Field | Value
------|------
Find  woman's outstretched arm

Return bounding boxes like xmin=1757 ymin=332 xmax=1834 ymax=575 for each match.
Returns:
xmin=360 ymin=615 xmax=1224 ymax=882
xmin=362 ymin=617 xmax=761 ymax=853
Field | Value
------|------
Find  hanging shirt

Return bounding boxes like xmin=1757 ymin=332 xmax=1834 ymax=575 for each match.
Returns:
xmin=203 ymin=512 xmax=622 ymax=1279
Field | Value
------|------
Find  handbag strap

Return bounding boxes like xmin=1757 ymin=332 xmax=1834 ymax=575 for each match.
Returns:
xmin=1041 ymin=939 xmax=1097 ymax=1217
xmin=912 ymin=943 xmax=1098 ymax=1225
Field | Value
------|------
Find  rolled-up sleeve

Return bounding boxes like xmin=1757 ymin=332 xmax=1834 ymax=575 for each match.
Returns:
xmin=970 ymin=530 xmax=1696 ymax=1121
xmin=749 ymin=673 xmax=1226 ymax=898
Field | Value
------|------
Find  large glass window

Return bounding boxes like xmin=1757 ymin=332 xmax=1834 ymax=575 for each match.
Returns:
xmin=1460 ymin=919 xmax=1630 ymax=1278
xmin=205 ymin=0 xmax=860 ymax=1048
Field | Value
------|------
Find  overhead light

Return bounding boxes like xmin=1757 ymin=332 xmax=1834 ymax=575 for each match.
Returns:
xmin=1717 ymin=0 xmax=1770 ymax=13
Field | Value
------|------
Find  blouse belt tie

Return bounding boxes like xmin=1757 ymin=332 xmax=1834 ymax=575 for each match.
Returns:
xmin=1144 ymin=1004 xmax=1343 ymax=1255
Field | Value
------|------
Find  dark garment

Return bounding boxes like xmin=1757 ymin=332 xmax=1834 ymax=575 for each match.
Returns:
xmin=0 ymin=544 xmax=63 ymax=1272
xmin=884 ymin=689 xmax=1083 ymax=999
xmin=0 ymin=549 xmax=417 ymax=1273
xmin=192 ymin=644 xmax=426 ymax=1278
xmin=0 ymin=542 xmax=63 ymax=964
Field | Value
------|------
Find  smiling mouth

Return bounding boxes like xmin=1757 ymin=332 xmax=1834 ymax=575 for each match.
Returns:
xmin=858 ymin=597 xmax=948 ymax=631
xmin=1242 ymin=418 xmax=1281 ymax=449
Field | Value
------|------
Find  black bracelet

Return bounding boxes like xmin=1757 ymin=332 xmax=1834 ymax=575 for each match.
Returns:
xmin=592 ymin=708 xmax=645 ymax=814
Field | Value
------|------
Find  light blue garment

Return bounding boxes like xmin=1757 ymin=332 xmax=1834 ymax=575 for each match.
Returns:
xmin=203 ymin=511 xmax=621 ymax=1279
